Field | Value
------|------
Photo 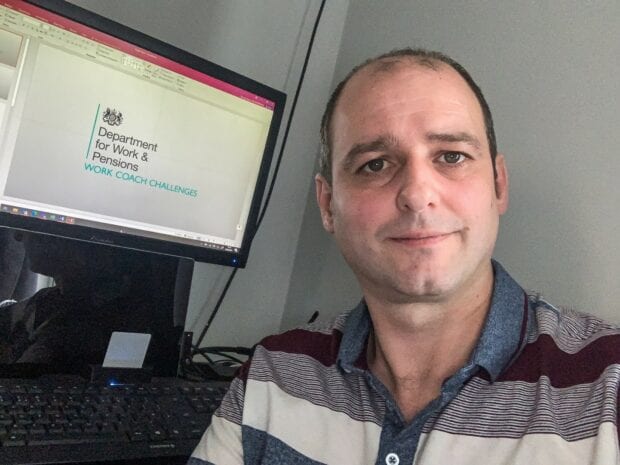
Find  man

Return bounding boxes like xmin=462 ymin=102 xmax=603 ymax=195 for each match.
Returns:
xmin=189 ymin=49 xmax=620 ymax=464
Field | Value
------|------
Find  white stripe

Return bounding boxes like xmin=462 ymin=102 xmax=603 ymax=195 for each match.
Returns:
xmin=191 ymin=415 xmax=243 ymax=465
xmin=244 ymin=378 xmax=382 ymax=464
xmin=415 ymin=422 xmax=619 ymax=465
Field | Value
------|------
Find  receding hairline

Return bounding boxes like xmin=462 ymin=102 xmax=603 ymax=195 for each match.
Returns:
xmin=340 ymin=54 xmax=469 ymax=105
xmin=364 ymin=54 xmax=444 ymax=75
xmin=337 ymin=56 xmax=458 ymax=106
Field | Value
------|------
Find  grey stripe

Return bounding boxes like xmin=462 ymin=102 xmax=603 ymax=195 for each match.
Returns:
xmin=527 ymin=302 xmax=620 ymax=354
xmin=214 ymin=377 xmax=244 ymax=426
xmin=248 ymin=346 xmax=384 ymax=425
xmin=424 ymin=366 xmax=619 ymax=440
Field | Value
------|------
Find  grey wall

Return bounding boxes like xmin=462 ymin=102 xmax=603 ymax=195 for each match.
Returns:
xmin=283 ymin=0 xmax=620 ymax=328
xmin=68 ymin=0 xmax=350 ymax=347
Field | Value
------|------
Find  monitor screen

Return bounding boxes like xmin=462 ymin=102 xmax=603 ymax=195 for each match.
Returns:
xmin=0 ymin=0 xmax=285 ymax=266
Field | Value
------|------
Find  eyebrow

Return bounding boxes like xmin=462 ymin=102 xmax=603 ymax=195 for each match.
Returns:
xmin=341 ymin=131 xmax=483 ymax=171
xmin=342 ymin=135 xmax=398 ymax=171
xmin=425 ymin=131 xmax=482 ymax=150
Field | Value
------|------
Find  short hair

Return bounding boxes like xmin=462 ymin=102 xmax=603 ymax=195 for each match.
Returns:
xmin=318 ymin=48 xmax=497 ymax=183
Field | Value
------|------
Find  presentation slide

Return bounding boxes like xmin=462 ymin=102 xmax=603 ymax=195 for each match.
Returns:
xmin=3 ymin=43 xmax=269 ymax=241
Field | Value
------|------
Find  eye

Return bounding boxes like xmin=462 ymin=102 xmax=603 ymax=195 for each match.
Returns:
xmin=439 ymin=152 xmax=467 ymax=164
xmin=361 ymin=158 xmax=386 ymax=173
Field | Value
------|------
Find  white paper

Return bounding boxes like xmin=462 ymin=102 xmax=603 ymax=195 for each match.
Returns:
xmin=102 ymin=331 xmax=151 ymax=368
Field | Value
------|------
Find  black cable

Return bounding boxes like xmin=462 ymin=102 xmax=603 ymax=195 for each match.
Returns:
xmin=196 ymin=347 xmax=248 ymax=364
xmin=255 ymin=0 xmax=326 ymax=230
xmin=191 ymin=0 xmax=326 ymax=359
xmin=194 ymin=345 xmax=253 ymax=356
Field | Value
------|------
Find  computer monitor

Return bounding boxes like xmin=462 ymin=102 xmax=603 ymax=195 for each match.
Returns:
xmin=0 ymin=232 xmax=190 ymax=377
xmin=0 ymin=0 xmax=286 ymax=267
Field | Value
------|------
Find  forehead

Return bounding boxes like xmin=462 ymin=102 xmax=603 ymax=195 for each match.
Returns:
xmin=340 ymin=58 xmax=481 ymax=112
xmin=332 ymin=60 xmax=486 ymax=152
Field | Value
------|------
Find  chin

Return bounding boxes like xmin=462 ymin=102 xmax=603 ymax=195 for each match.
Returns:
xmin=387 ymin=276 xmax=452 ymax=303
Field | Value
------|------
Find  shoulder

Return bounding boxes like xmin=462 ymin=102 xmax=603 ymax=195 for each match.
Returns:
xmin=253 ymin=312 xmax=349 ymax=368
xmin=528 ymin=293 xmax=620 ymax=353
xmin=234 ymin=312 xmax=355 ymax=424
xmin=502 ymin=293 xmax=620 ymax=386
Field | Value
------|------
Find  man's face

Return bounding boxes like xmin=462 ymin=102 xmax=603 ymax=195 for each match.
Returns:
xmin=316 ymin=61 xmax=508 ymax=305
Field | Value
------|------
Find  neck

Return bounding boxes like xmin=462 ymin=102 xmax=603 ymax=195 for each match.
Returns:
xmin=365 ymin=265 xmax=494 ymax=421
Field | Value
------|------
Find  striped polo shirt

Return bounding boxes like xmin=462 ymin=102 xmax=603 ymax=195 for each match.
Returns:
xmin=188 ymin=261 xmax=620 ymax=464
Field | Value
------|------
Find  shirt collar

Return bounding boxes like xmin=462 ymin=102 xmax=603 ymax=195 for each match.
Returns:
xmin=337 ymin=260 xmax=527 ymax=381
xmin=337 ymin=299 xmax=370 ymax=374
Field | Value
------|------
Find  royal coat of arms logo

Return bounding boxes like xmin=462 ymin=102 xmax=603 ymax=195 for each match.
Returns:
xmin=102 ymin=108 xmax=123 ymax=126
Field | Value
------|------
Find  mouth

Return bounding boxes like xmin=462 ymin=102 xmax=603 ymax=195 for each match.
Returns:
xmin=388 ymin=231 xmax=455 ymax=247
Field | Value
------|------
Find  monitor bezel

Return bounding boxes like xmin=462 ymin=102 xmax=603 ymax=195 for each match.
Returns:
xmin=0 ymin=0 xmax=286 ymax=267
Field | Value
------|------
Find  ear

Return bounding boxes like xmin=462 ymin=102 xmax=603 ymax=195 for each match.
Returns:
xmin=315 ymin=174 xmax=335 ymax=233
xmin=494 ymin=153 xmax=509 ymax=215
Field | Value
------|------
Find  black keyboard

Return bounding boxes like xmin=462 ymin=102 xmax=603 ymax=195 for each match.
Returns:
xmin=0 ymin=378 xmax=229 ymax=464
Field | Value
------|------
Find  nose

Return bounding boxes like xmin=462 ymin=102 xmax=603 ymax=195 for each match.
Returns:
xmin=396 ymin=161 xmax=437 ymax=213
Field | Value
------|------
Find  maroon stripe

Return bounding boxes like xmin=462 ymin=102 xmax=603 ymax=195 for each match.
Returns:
xmin=498 ymin=332 xmax=620 ymax=387
xmin=259 ymin=328 xmax=343 ymax=367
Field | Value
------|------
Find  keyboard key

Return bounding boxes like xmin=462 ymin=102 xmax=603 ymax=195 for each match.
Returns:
xmin=28 ymin=425 xmax=46 ymax=436
xmin=28 ymin=436 xmax=88 ymax=446
xmin=184 ymin=426 xmax=204 ymax=438
xmin=129 ymin=430 xmax=147 ymax=442
xmin=7 ymin=426 xmax=27 ymax=435
xmin=15 ymin=413 xmax=32 ymax=426
xmin=148 ymin=428 xmax=167 ymax=441
xmin=26 ymin=385 xmax=44 ymax=394
xmin=47 ymin=423 xmax=64 ymax=434
xmin=2 ymin=432 xmax=26 ymax=446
